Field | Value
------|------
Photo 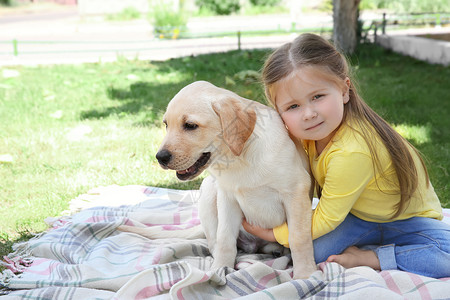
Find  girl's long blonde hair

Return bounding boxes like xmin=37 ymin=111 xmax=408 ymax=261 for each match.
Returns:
xmin=262 ymin=33 xmax=428 ymax=218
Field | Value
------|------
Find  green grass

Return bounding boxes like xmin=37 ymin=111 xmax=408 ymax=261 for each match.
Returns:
xmin=0 ymin=44 xmax=449 ymax=264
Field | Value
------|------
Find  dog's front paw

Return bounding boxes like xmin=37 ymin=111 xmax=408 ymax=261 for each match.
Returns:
xmin=210 ymin=261 xmax=223 ymax=273
xmin=211 ymin=257 xmax=235 ymax=272
xmin=293 ymin=263 xmax=317 ymax=279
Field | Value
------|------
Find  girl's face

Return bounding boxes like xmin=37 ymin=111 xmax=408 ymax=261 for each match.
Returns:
xmin=274 ymin=67 xmax=350 ymax=150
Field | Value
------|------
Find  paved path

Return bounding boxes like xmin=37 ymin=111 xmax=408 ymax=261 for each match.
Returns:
xmin=0 ymin=5 xmax=446 ymax=67
xmin=0 ymin=6 xmax=335 ymax=66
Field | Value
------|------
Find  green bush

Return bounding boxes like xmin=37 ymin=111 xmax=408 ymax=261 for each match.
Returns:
xmin=149 ymin=4 xmax=187 ymax=39
xmin=249 ymin=0 xmax=281 ymax=6
xmin=195 ymin=0 xmax=240 ymax=15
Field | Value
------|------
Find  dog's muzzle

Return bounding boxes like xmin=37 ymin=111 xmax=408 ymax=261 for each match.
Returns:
xmin=156 ymin=149 xmax=211 ymax=181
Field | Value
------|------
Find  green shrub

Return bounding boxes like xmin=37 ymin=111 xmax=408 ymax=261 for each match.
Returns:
xmin=249 ymin=0 xmax=281 ymax=6
xmin=195 ymin=0 xmax=240 ymax=15
xmin=149 ymin=4 xmax=187 ymax=39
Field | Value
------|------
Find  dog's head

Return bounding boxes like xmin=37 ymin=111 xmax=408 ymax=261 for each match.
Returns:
xmin=156 ymin=81 xmax=257 ymax=181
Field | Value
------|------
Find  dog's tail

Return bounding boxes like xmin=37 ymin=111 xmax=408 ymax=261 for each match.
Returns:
xmin=117 ymin=224 xmax=205 ymax=239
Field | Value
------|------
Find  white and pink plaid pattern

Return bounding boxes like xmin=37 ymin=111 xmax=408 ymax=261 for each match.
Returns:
xmin=1 ymin=185 xmax=449 ymax=299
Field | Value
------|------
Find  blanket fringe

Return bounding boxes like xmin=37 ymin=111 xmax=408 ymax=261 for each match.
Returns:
xmin=1 ymin=231 xmax=46 ymax=275
xmin=1 ymin=240 xmax=34 ymax=274
xmin=0 ymin=269 xmax=17 ymax=294
xmin=0 ymin=185 xmax=121 ymax=291
xmin=0 ymin=231 xmax=48 ymax=293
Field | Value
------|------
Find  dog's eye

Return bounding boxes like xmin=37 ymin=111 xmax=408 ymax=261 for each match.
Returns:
xmin=183 ymin=122 xmax=198 ymax=131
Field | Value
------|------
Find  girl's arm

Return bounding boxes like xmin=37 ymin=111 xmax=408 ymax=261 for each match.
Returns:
xmin=242 ymin=219 xmax=276 ymax=242
xmin=311 ymin=151 xmax=374 ymax=239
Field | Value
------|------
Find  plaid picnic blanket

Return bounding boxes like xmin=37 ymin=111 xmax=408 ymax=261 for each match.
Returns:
xmin=1 ymin=185 xmax=450 ymax=299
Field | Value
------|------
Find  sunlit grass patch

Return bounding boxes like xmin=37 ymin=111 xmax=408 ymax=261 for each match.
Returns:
xmin=393 ymin=123 xmax=431 ymax=145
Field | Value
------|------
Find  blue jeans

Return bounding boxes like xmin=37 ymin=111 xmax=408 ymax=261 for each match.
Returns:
xmin=313 ymin=214 xmax=450 ymax=278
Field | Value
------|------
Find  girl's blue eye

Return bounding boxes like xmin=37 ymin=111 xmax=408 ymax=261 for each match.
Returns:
xmin=288 ymin=104 xmax=299 ymax=110
xmin=313 ymin=94 xmax=323 ymax=100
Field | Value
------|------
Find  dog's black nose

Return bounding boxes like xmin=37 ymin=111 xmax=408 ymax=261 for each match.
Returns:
xmin=156 ymin=149 xmax=172 ymax=166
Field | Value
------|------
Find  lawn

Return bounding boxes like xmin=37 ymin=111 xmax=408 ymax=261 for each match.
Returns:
xmin=0 ymin=43 xmax=449 ymax=262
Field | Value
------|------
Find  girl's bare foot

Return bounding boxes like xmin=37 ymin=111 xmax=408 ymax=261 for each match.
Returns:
xmin=326 ymin=246 xmax=381 ymax=270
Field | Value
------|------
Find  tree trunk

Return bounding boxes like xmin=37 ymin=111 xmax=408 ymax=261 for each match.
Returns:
xmin=333 ymin=0 xmax=360 ymax=54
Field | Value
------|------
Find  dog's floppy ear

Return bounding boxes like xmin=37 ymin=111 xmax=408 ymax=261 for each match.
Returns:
xmin=212 ymin=98 xmax=257 ymax=156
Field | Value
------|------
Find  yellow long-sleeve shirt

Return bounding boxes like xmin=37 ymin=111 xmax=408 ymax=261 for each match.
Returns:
xmin=273 ymin=121 xmax=443 ymax=247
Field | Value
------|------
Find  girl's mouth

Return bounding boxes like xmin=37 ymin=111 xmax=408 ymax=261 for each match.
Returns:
xmin=306 ymin=121 xmax=323 ymax=131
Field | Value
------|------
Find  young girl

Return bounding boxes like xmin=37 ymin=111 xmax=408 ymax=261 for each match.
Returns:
xmin=242 ymin=33 xmax=450 ymax=278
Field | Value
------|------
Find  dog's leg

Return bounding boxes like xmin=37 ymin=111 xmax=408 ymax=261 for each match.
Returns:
xmin=198 ymin=176 xmax=219 ymax=254
xmin=211 ymin=191 xmax=242 ymax=271
xmin=285 ymin=185 xmax=317 ymax=279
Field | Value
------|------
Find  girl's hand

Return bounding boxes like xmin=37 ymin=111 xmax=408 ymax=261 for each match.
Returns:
xmin=242 ymin=219 xmax=277 ymax=242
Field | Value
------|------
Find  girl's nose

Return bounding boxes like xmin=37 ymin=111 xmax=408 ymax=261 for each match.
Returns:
xmin=303 ymin=106 xmax=318 ymax=120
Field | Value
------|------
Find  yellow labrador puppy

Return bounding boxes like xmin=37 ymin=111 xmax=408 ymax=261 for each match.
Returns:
xmin=120 ymin=81 xmax=316 ymax=279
